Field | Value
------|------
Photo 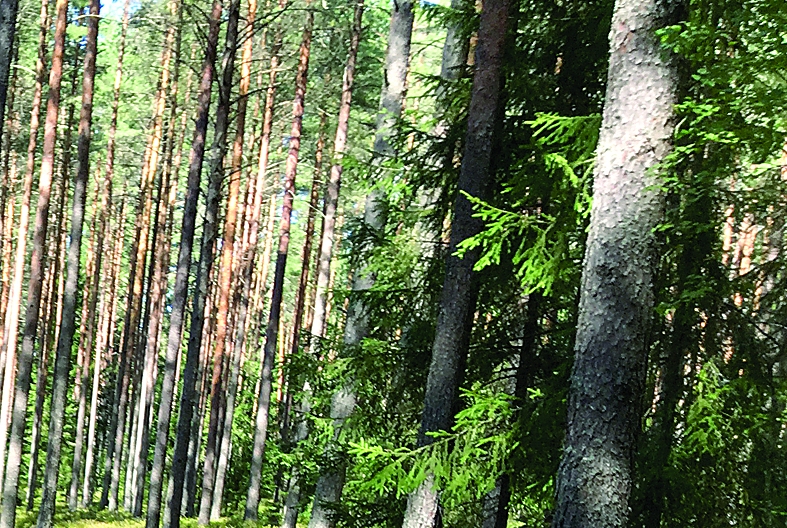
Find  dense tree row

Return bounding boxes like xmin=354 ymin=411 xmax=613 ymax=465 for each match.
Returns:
xmin=0 ymin=0 xmax=785 ymax=526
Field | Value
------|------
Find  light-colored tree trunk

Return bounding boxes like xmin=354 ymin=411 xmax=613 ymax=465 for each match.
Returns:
xmin=245 ymin=8 xmax=313 ymax=520
xmin=401 ymin=0 xmax=511 ymax=524
xmin=0 ymin=0 xmax=67 ymax=523
xmin=307 ymin=1 xmax=414 ymax=525
xmin=551 ymin=0 xmax=684 ymax=526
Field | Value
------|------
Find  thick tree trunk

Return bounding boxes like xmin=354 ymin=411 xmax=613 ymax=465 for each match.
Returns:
xmin=401 ymin=0 xmax=511 ymax=524
xmin=307 ymin=3 xmax=413 ymax=526
xmin=551 ymin=1 xmax=685 ymax=526
xmin=163 ymin=2 xmax=223 ymax=527
xmin=197 ymin=1 xmax=242 ymax=522
xmin=244 ymin=9 xmax=313 ymax=520
xmin=37 ymin=1 xmax=99 ymax=524
xmin=0 ymin=0 xmax=68 ymax=524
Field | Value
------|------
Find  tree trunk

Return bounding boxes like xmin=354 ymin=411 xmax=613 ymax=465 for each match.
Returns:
xmin=244 ymin=8 xmax=313 ymax=520
xmin=37 ymin=0 xmax=99 ymax=524
xmin=551 ymin=0 xmax=685 ymax=526
xmin=163 ymin=2 xmax=223 ymax=526
xmin=289 ymin=112 xmax=326 ymax=363
xmin=196 ymin=1 xmax=242 ymax=522
xmin=209 ymin=0 xmax=257 ymax=517
xmin=82 ymin=0 xmax=129 ymax=506
xmin=401 ymin=0 xmax=511 ymax=524
xmin=0 ymin=0 xmax=18 ymax=135
xmin=0 ymin=0 xmax=68 ymax=523
xmin=0 ymin=0 xmax=50 ymax=496
xmin=307 ymin=2 xmax=414 ymax=526
xmin=310 ymin=0 xmax=364 ymax=345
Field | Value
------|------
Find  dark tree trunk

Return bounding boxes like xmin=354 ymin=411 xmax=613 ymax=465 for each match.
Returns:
xmin=0 ymin=0 xmax=68 ymax=524
xmin=245 ymin=8 xmax=313 ymax=519
xmin=0 ymin=0 xmax=19 ymax=134
xmin=401 ymin=0 xmax=511 ymax=524
xmin=37 ymin=1 xmax=99 ymax=524
xmin=163 ymin=2 xmax=223 ymax=526
xmin=551 ymin=1 xmax=685 ymax=526
xmin=197 ymin=1 xmax=242 ymax=521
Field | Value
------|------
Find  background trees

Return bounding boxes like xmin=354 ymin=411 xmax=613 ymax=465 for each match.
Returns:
xmin=0 ymin=0 xmax=785 ymax=527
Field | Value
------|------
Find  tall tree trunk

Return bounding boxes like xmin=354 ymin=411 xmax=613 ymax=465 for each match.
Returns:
xmin=244 ymin=8 xmax=313 ymax=520
xmin=0 ymin=0 xmax=18 ymax=135
xmin=289 ymin=112 xmax=326 ymax=363
xmin=0 ymin=0 xmax=50 ymax=494
xmin=103 ymin=22 xmax=173 ymax=512
xmin=551 ymin=0 xmax=685 ymax=526
xmin=401 ymin=0 xmax=510 ymax=524
xmin=209 ymin=0 xmax=257 ymax=517
xmin=82 ymin=0 xmax=129 ymax=506
xmin=26 ymin=111 xmax=69 ymax=511
xmin=308 ymin=1 xmax=414 ymax=526
xmin=163 ymin=2 xmax=223 ymax=526
xmin=0 ymin=0 xmax=68 ymax=524
xmin=309 ymin=0 xmax=364 ymax=344
xmin=196 ymin=0 xmax=242 ymax=522
xmin=37 ymin=0 xmax=99 ymax=524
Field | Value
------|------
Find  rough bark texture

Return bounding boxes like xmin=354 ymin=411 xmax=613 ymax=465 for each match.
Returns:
xmin=551 ymin=1 xmax=684 ymax=526
xmin=245 ymin=9 xmax=313 ymax=520
xmin=37 ymin=1 xmax=99 ymax=524
xmin=401 ymin=0 xmax=511 ymax=524
xmin=163 ymin=3 xmax=223 ymax=526
xmin=0 ymin=0 xmax=67 ymax=525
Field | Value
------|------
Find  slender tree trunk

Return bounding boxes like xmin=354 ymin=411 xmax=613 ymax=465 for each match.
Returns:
xmin=82 ymin=0 xmax=129 ymax=507
xmin=26 ymin=124 xmax=69 ymax=511
xmin=290 ymin=112 xmax=326 ymax=362
xmin=245 ymin=8 xmax=313 ymax=519
xmin=551 ymin=0 xmax=685 ymax=526
xmin=308 ymin=1 xmax=413 ymax=525
xmin=163 ymin=3 xmax=223 ymax=526
xmin=0 ymin=0 xmax=68 ymax=523
xmin=37 ymin=1 xmax=99 ymax=524
xmin=310 ymin=0 xmax=364 ymax=344
xmin=196 ymin=1 xmax=242 ymax=522
xmin=209 ymin=0 xmax=257 ymax=517
xmin=401 ymin=0 xmax=511 ymax=524
xmin=0 ymin=0 xmax=51 ymax=495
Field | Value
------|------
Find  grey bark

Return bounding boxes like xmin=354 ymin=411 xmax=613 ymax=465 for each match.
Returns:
xmin=307 ymin=3 xmax=414 ymax=527
xmin=196 ymin=1 xmax=240 ymax=523
xmin=37 ymin=2 xmax=99 ymax=525
xmin=245 ymin=9 xmax=313 ymax=519
xmin=0 ymin=0 xmax=66 ymax=523
xmin=163 ymin=2 xmax=223 ymax=527
xmin=401 ymin=0 xmax=511 ymax=523
xmin=551 ymin=0 xmax=685 ymax=526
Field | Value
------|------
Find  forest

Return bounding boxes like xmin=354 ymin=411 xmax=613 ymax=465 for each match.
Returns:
xmin=0 ymin=0 xmax=785 ymax=526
